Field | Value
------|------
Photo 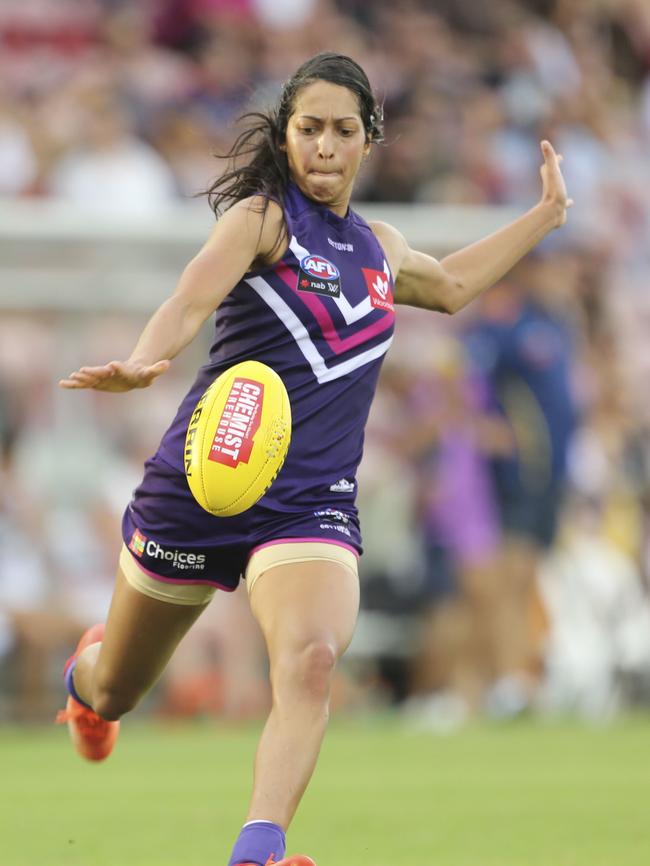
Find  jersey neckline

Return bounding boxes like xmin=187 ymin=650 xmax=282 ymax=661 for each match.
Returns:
xmin=286 ymin=179 xmax=355 ymax=229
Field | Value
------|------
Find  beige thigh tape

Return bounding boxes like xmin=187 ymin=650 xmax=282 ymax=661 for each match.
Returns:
xmin=244 ymin=541 xmax=358 ymax=596
xmin=119 ymin=544 xmax=218 ymax=606
xmin=120 ymin=540 xmax=359 ymax=605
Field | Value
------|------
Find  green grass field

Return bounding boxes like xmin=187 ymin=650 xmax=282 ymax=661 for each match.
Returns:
xmin=1 ymin=714 xmax=649 ymax=866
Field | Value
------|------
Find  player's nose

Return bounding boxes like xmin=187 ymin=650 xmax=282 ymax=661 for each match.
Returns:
xmin=317 ymin=129 xmax=335 ymax=158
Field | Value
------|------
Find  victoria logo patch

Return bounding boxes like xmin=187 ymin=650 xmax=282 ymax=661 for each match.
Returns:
xmin=298 ymin=254 xmax=341 ymax=298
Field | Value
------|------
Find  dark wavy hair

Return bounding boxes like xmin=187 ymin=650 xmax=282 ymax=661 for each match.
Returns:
xmin=205 ymin=52 xmax=384 ymax=222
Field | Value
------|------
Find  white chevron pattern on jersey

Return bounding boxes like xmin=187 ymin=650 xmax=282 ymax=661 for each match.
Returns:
xmin=289 ymin=236 xmax=392 ymax=325
xmin=244 ymin=274 xmax=393 ymax=384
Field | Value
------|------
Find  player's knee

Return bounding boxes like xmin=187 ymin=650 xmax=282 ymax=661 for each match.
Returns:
xmin=277 ymin=640 xmax=337 ymax=704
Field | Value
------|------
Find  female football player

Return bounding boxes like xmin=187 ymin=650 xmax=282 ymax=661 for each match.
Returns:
xmin=57 ymin=52 xmax=571 ymax=866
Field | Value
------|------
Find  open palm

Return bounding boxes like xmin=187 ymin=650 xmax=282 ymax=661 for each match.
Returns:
xmin=539 ymin=139 xmax=573 ymax=226
xmin=59 ymin=359 xmax=170 ymax=392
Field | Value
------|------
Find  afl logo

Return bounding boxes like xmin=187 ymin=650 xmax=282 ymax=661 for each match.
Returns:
xmin=300 ymin=254 xmax=340 ymax=281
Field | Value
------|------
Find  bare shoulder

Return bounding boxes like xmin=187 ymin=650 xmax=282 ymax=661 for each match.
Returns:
xmin=368 ymin=220 xmax=408 ymax=278
xmin=191 ymin=195 xmax=287 ymax=274
xmin=368 ymin=220 xmax=407 ymax=250
xmin=234 ymin=195 xmax=284 ymax=221
xmin=206 ymin=196 xmax=287 ymax=267
xmin=233 ymin=195 xmax=288 ymax=266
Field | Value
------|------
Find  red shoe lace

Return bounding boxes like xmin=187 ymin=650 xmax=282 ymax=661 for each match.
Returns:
xmin=55 ymin=702 xmax=111 ymax=741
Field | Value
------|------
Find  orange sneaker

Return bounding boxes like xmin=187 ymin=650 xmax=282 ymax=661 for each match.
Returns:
xmin=236 ymin=857 xmax=317 ymax=866
xmin=55 ymin=623 xmax=120 ymax=762
xmin=270 ymin=858 xmax=316 ymax=866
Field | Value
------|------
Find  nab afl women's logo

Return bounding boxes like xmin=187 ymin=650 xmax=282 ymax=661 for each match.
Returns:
xmin=298 ymin=254 xmax=342 ymax=298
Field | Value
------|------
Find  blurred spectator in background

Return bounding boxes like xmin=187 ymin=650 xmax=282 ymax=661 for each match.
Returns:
xmin=158 ymin=583 xmax=270 ymax=722
xmin=0 ymin=92 xmax=38 ymax=195
xmin=538 ymin=493 xmax=650 ymax=720
xmin=464 ymin=256 xmax=579 ymax=717
xmin=354 ymin=359 xmax=426 ymax=705
xmin=46 ymin=88 xmax=177 ymax=214
xmin=401 ymin=338 xmax=512 ymax=729
xmin=0 ymin=375 xmax=84 ymax=722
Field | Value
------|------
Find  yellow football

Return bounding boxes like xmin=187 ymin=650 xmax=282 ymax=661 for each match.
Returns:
xmin=184 ymin=360 xmax=291 ymax=517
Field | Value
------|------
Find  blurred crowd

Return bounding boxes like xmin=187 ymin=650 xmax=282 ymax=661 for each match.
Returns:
xmin=2 ymin=0 xmax=650 ymax=725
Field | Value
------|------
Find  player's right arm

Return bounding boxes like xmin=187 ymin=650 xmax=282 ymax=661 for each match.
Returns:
xmin=60 ymin=198 xmax=286 ymax=392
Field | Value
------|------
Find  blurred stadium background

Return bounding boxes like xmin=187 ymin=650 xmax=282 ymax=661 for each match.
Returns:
xmin=1 ymin=2 xmax=650 ymax=854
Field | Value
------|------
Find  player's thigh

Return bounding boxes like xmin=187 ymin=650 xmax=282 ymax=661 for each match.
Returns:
xmin=248 ymin=554 xmax=360 ymax=662
xmin=94 ymin=566 xmax=210 ymax=696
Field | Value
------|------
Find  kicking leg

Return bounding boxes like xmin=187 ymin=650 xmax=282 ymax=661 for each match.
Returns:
xmin=73 ymin=565 xmax=210 ymax=720
xmin=58 ymin=560 xmax=210 ymax=761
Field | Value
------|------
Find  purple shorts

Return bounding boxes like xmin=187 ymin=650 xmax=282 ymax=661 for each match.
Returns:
xmin=121 ymin=454 xmax=361 ymax=592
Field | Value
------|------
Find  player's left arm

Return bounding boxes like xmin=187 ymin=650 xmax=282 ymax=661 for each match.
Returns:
xmin=378 ymin=140 xmax=572 ymax=314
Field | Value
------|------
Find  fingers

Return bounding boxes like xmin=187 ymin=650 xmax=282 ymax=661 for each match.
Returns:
xmin=541 ymin=139 xmax=564 ymax=165
xmin=150 ymin=359 xmax=171 ymax=377
xmin=59 ymin=365 xmax=116 ymax=388
xmin=59 ymin=359 xmax=171 ymax=390
xmin=76 ymin=365 xmax=116 ymax=379
xmin=135 ymin=360 xmax=171 ymax=387
xmin=111 ymin=359 xmax=170 ymax=386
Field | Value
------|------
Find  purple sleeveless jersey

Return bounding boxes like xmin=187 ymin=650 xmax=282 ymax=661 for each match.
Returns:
xmin=123 ymin=182 xmax=395 ymax=588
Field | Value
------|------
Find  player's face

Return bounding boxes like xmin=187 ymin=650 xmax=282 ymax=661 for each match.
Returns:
xmin=284 ymin=80 xmax=370 ymax=216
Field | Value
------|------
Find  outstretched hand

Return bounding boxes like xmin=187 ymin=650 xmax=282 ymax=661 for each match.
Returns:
xmin=539 ymin=139 xmax=573 ymax=227
xmin=59 ymin=359 xmax=171 ymax=392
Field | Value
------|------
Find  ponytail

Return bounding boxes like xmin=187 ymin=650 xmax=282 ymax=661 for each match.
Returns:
xmin=205 ymin=110 xmax=289 ymax=218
